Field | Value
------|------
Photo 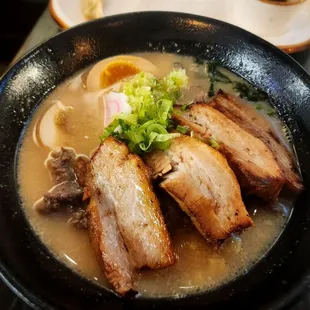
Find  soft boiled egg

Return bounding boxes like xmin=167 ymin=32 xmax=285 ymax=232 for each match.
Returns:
xmin=86 ymin=55 xmax=158 ymax=91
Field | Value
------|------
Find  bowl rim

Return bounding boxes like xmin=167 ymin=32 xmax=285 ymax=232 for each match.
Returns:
xmin=1 ymin=10 xmax=310 ymax=309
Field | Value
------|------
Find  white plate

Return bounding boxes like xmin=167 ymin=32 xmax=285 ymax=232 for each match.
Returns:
xmin=49 ymin=0 xmax=310 ymax=53
xmin=264 ymin=9 xmax=310 ymax=53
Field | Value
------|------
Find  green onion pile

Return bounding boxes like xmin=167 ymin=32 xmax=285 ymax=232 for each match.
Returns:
xmin=101 ymin=69 xmax=188 ymax=154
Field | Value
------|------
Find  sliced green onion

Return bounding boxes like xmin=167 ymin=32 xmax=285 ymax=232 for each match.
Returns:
xmin=181 ymin=104 xmax=188 ymax=111
xmin=153 ymin=141 xmax=170 ymax=150
xmin=154 ymin=132 xmax=180 ymax=142
xmin=254 ymin=104 xmax=263 ymax=111
xmin=209 ymin=137 xmax=220 ymax=150
xmin=146 ymin=124 xmax=167 ymax=135
xmin=100 ymin=119 xmax=120 ymax=141
xmin=267 ymin=111 xmax=276 ymax=117
xmin=113 ymin=112 xmax=137 ymax=125
xmin=101 ymin=69 xmax=188 ymax=153
xmin=176 ymin=125 xmax=189 ymax=134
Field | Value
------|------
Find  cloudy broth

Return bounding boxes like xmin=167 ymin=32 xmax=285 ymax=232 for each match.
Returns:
xmin=18 ymin=53 xmax=292 ymax=297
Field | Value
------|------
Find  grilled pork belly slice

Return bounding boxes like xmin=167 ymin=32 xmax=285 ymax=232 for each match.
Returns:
xmin=173 ymin=104 xmax=285 ymax=201
xmin=145 ymin=136 xmax=254 ymax=242
xmin=87 ymin=137 xmax=175 ymax=274
xmin=87 ymin=197 xmax=135 ymax=296
xmin=210 ymin=91 xmax=303 ymax=192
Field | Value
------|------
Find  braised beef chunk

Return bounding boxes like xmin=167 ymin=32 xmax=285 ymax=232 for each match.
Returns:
xmin=68 ymin=208 xmax=88 ymax=229
xmin=34 ymin=181 xmax=83 ymax=214
xmin=34 ymin=147 xmax=90 ymax=223
xmin=45 ymin=147 xmax=77 ymax=184
xmin=74 ymin=155 xmax=90 ymax=188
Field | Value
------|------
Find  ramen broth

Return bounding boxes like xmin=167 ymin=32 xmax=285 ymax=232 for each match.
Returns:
xmin=18 ymin=53 xmax=292 ymax=297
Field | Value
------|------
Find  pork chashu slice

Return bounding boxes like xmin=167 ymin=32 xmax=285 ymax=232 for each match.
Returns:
xmin=210 ymin=91 xmax=303 ymax=192
xmin=87 ymin=137 xmax=175 ymax=277
xmin=173 ymin=104 xmax=285 ymax=201
xmin=144 ymin=136 xmax=254 ymax=242
xmin=87 ymin=197 xmax=134 ymax=295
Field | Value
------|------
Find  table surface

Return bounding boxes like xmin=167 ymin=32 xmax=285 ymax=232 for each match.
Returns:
xmin=2 ymin=7 xmax=310 ymax=310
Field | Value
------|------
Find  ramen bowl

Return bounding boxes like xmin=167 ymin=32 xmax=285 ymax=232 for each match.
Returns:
xmin=0 ymin=12 xmax=310 ymax=310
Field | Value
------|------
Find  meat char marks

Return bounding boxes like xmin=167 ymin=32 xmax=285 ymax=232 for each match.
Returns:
xmin=173 ymin=104 xmax=285 ymax=201
xmin=144 ymin=136 xmax=254 ymax=242
xmin=86 ymin=137 xmax=175 ymax=295
xmin=210 ymin=91 xmax=303 ymax=192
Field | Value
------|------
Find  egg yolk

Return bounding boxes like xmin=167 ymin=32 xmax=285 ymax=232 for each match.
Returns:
xmin=100 ymin=60 xmax=141 ymax=88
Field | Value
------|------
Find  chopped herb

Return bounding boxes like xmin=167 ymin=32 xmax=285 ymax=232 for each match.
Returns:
xmin=207 ymin=62 xmax=232 ymax=97
xmin=208 ymin=83 xmax=215 ymax=98
xmin=233 ymin=81 xmax=268 ymax=102
xmin=181 ymin=104 xmax=188 ymax=111
xmin=214 ymin=70 xmax=231 ymax=84
xmin=167 ymin=119 xmax=175 ymax=129
xmin=176 ymin=125 xmax=189 ymax=134
xmin=206 ymin=62 xmax=268 ymax=102
xmin=194 ymin=57 xmax=205 ymax=65
xmin=209 ymin=137 xmax=219 ymax=150
xmin=254 ymin=103 xmax=277 ymax=117
xmin=263 ymin=104 xmax=277 ymax=117
xmin=266 ymin=109 xmax=277 ymax=117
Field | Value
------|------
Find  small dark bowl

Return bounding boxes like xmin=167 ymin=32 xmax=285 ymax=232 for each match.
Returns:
xmin=1 ymin=11 xmax=310 ymax=310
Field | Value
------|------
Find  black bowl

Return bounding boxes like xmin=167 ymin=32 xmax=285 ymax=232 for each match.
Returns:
xmin=1 ymin=11 xmax=310 ymax=310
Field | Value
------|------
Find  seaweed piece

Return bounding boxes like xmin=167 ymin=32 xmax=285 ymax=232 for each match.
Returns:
xmin=214 ymin=71 xmax=231 ymax=84
xmin=233 ymin=82 xmax=268 ymax=102
xmin=194 ymin=56 xmax=205 ymax=65
xmin=207 ymin=62 xmax=232 ymax=97
xmin=200 ymin=61 xmax=268 ymax=102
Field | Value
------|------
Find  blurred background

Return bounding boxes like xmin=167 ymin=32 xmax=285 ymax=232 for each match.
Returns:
xmin=0 ymin=1 xmax=47 ymax=74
